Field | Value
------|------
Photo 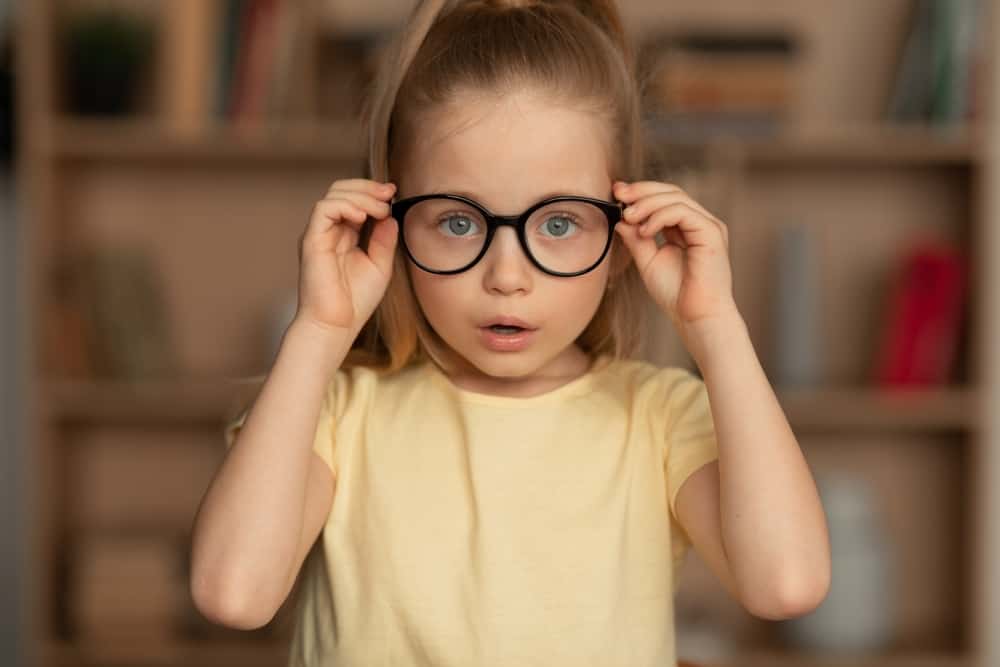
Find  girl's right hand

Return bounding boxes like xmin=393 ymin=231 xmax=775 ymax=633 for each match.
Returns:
xmin=294 ymin=178 xmax=399 ymax=334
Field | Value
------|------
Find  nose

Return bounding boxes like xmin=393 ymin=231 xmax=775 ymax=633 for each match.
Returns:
xmin=481 ymin=226 xmax=533 ymax=295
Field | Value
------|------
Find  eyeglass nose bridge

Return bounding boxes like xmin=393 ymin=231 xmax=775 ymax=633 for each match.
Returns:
xmin=480 ymin=212 xmax=534 ymax=260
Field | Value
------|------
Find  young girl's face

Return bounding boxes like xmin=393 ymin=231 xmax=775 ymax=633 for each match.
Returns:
xmin=398 ymin=89 xmax=616 ymax=389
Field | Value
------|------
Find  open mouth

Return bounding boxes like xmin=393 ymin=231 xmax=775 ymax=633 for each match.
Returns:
xmin=487 ymin=324 xmax=526 ymax=334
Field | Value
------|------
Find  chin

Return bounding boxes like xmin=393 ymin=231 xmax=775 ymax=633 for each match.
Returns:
xmin=441 ymin=336 xmax=547 ymax=379
xmin=459 ymin=348 xmax=541 ymax=378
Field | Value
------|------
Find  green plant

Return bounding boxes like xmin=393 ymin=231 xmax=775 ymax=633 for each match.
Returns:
xmin=61 ymin=7 xmax=155 ymax=114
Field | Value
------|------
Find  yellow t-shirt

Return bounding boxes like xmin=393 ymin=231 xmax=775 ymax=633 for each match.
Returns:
xmin=224 ymin=353 xmax=719 ymax=667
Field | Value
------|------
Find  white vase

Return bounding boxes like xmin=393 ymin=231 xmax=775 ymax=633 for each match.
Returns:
xmin=779 ymin=473 xmax=894 ymax=653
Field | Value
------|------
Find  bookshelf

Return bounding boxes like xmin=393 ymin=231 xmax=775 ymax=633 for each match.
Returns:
xmin=15 ymin=1 xmax=1000 ymax=666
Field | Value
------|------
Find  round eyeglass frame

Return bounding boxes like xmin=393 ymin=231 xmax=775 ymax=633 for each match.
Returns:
xmin=390 ymin=193 xmax=624 ymax=277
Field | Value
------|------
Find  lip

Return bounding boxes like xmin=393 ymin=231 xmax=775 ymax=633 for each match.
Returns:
xmin=478 ymin=325 xmax=537 ymax=352
xmin=479 ymin=316 xmax=537 ymax=330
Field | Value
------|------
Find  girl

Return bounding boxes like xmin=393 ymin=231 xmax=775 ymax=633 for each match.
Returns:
xmin=190 ymin=1 xmax=831 ymax=665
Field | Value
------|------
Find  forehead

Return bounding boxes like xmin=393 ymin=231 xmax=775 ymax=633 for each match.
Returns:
xmin=403 ymin=91 xmax=613 ymax=211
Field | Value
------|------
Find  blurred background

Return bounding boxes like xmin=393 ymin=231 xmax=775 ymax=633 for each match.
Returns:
xmin=5 ymin=0 xmax=1000 ymax=665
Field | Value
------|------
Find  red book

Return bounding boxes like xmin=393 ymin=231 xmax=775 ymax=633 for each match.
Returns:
xmin=873 ymin=239 xmax=966 ymax=387
xmin=228 ymin=0 xmax=263 ymax=122
xmin=240 ymin=0 xmax=282 ymax=126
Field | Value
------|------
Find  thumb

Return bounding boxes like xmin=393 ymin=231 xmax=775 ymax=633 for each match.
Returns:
xmin=367 ymin=216 xmax=399 ymax=277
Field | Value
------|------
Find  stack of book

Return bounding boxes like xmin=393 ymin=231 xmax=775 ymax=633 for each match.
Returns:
xmin=640 ymin=30 xmax=800 ymax=143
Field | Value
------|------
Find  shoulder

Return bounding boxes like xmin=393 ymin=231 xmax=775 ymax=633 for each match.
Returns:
xmin=599 ymin=356 xmax=702 ymax=403
xmin=325 ymin=361 xmax=430 ymax=413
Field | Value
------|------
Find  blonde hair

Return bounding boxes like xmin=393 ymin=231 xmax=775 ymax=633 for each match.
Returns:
xmin=223 ymin=0 xmax=653 ymax=423
xmin=347 ymin=0 xmax=649 ymax=375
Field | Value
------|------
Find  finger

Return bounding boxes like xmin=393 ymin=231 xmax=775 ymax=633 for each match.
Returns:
xmin=614 ymin=221 xmax=658 ymax=272
xmin=326 ymin=179 xmax=396 ymax=200
xmin=622 ymin=190 xmax=718 ymax=226
xmin=637 ymin=202 xmax=720 ymax=248
xmin=367 ymin=217 xmax=399 ymax=276
xmin=613 ymin=180 xmax=682 ymax=205
xmin=324 ymin=190 xmax=392 ymax=221
xmin=304 ymin=200 xmax=368 ymax=246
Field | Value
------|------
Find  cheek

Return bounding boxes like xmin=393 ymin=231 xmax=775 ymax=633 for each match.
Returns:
xmin=551 ymin=272 xmax=607 ymax=320
xmin=407 ymin=267 xmax=463 ymax=324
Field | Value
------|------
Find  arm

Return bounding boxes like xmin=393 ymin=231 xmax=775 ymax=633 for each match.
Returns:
xmin=675 ymin=309 xmax=831 ymax=620
xmin=190 ymin=318 xmax=352 ymax=629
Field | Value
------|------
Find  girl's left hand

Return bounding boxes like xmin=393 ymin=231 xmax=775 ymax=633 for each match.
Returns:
xmin=613 ymin=180 xmax=737 ymax=328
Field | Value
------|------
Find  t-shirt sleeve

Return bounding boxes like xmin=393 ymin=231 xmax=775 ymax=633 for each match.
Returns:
xmin=222 ymin=371 xmax=344 ymax=475
xmin=663 ymin=369 xmax=720 ymax=521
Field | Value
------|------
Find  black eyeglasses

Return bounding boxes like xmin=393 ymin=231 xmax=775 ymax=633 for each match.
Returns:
xmin=390 ymin=193 xmax=623 ymax=277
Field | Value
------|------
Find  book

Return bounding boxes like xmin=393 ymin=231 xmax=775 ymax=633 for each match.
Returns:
xmin=872 ymin=239 xmax=966 ymax=387
xmin=159 ymin=0 xmax=222 ymax=135
xmin=887 ymin=0 xmax=984 ymax=127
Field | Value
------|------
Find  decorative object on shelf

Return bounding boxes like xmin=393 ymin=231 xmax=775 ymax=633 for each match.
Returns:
xmin=886 ymin=0 xmax=986 ymax=130
xmin=58 ymin=245 xmax=179 ymax=380
xmin=772 ymin=221 xmax=822 ymax=389
xmin=638 ymin=29 xmax=800 ymax=144
xmin=60 ymin=6 xmax=155 ymax=116
xmin=872 ymin=236 xmax=967 ymax=387
xmin=779 ymin=471 xmax=895 ymax=654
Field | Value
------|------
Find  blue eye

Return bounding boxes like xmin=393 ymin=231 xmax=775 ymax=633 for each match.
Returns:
xmin=438 ymin=214 xmax=481 ymax=237
xmin=539 ymin=215 xmax=579 ymax=239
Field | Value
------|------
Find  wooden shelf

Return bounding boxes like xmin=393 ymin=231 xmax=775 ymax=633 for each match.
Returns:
xmin=47 ymin=116 xmax=981 ymax=168
xmin=710 ymin=650 xmax=972 ymax=667
xmin=43 ymin=638 xmax=290 ymax=667
xmin=44 ymin=378 xmax=250 ymax=425
xmin=43 ymin=377 xmax=979 ymax=433
xmin=18 ymin=0 xmax=1000 ymax=665
xmin=49 ymin=116 xmax=367 ymax=164
xmin=777 ymin=385 xmax=980 ymax=433
xmin=41 ymin=640 xmax=970 ymax=667
xmin=714 ymin=123 xmax=983 ymax=167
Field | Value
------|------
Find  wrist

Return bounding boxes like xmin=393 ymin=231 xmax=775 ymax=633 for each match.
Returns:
xmin=283 ymin=317 xmax=356 ymax=372
xmin=679 ymin=306 xmax=748 ymax=369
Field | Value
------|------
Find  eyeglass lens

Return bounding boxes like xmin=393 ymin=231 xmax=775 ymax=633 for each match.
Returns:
xmin=401 ymin=198 xmax=610 ymax=273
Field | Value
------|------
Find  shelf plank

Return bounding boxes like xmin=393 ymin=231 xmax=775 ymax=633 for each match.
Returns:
xmin=51 ymin=117 xmax=980 ymax=167
xmin=44 ymin=378 xmax=252 ymax=425
xmin=42 ymin=638 xmax=289 ymax=667
xmin=709 ymin=650 xmax=972 ymax=667
xmin=41 ymin=639 xmax=971 ymax=667
xmin=51 ymin=117 xmax=367 ymax=164
xmin=777 ymin=385 xmax=979 ymax=432
xmin=719 ymin=124 xmax=982 ymax=166
xmin=45 ymin=378 xmax=979 ymax=433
